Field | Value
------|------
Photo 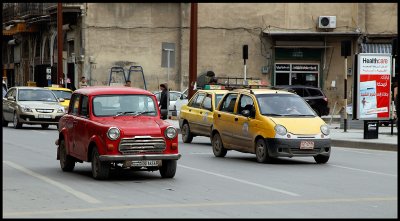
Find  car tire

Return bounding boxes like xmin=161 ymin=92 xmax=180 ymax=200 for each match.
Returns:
xmin=314 ymin=154 xmax=330 ymax=164
xmin=181 ymin=123 xmax=193 ymax=143
xmin=212 ymin=132 xmax=227 ymax=157
xmin=41 ymin=124 xmax=49 ymax=129
xmin=91 ymin=148 xmax=110 ymax=180
xmin=255 ymin=138 xmax=273 ymax=163
xmin=159 ymin=160 xmax=177 ymax=178
xmin=59 ymin=139 xmax=75 ymax=172
xmin=13 ymin=112 xmax=22 ymax=129
xmin=2 ymin=115 xmax=8 ymax=127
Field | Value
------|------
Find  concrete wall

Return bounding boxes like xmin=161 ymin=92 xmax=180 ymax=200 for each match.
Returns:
xmin=79 ymin=2 xmax=397 ymax=102
xmin=83 ymin=3 xmax=183 ymax=91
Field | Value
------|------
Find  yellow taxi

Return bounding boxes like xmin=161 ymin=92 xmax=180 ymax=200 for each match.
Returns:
xmin=211 ymin=88 xmax=331 ymax=164
xmin=45 ymin=86 xmax=73 ymax=109
xmin=178 ymin=86 xmax=228 ymax=143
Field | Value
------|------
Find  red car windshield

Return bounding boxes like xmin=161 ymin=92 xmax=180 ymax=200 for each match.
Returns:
xmin=93 ymin=94 xmax=157 ymax=117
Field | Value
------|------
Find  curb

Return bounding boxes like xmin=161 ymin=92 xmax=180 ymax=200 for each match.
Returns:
xmin=331 ymin=139 xmax=397 ymax=151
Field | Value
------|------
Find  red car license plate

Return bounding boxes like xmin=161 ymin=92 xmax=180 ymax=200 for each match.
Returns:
xmin=300 ymin=141 xmax=314 ymax=149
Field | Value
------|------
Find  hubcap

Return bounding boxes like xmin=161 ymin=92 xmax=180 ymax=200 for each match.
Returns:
xmin=182 ymin=125 xmax=188 ymax=138
xmin=13 ymin=114 xmax=18 ymax=126
xmin=213 ymin=136 xmax=220 ymax=151
xmin=257 ymin=142 xmax=265 ymax=159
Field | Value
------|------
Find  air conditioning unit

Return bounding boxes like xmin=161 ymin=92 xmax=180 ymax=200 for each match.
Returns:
xmin=318 ymin=16 xmax=336 ymax=29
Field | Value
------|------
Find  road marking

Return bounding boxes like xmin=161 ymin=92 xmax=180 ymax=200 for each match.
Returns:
xmin=3 ymin=161 xmax=101 ymax=204
xmin=335 ymin=147 xmax=392 ymax=155
xmin=330 ymin=164 xmax=396 ymax=177
xmin=32 ymin=130 xmax=48 ymax=134
xmin=3 ymin=196 xmax=396 ymax=217
xmin=179 ymin=164 xmax=300 ymax=197
xmin=188 ymin=152 xmax=213 ymax=155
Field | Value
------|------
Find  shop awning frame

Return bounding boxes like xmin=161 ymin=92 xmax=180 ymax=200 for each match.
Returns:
xmin=360 ymin=43 xmax=392 ymax=54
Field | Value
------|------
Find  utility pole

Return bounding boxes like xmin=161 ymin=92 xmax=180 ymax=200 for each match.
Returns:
xmin=57 ymin=3 xmax=63 ymax=86
xmin=188 ymin=3 xmax=198 ymax=99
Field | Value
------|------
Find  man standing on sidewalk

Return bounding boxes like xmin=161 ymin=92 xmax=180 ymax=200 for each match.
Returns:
xmin=159 ymin=83 xmax=168 ymax=120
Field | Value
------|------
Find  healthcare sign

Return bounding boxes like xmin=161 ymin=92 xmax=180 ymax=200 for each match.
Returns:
xmin=357 ymin=53 xmax=392 ymax=120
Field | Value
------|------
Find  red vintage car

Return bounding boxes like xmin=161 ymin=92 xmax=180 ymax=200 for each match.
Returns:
xmin=55 ymin=86 xmax=180 ymax=180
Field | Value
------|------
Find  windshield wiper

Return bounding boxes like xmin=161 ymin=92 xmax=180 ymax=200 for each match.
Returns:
xmin=132 ymin=111 xmax=155 ymax=116
xmin=115 ymin=111 xmax=136 ymax=116
xmin=263 ymin=113 xmax=284 ymax=116
xmin=288 ymin=114 xmax=315 ymax=117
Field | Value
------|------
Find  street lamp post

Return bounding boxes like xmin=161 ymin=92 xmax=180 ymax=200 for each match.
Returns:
xmin=164 ymin=48 xmax=174 ymax=118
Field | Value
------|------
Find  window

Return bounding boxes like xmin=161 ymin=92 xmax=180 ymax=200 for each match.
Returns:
xmin=202 ymin=94 xmax=212 ymax=110
xmin=80 ymin=95 xmax=89 ymax=117
xmin=238 ymin=94 xmax=254 ymax=115
xmin=190 ymin=93 xmax=205 ymax=108
xmin=70 ymin=94 xmax=80 ymax=115
xmin=307 ymin=88 xmax=323 ymax=96
xmin=220 ymin=93 xmax=238 ymax=113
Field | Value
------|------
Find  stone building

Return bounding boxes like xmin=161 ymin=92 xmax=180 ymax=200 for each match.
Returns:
xmin=2 ymin=3 xmax=397 ymax=113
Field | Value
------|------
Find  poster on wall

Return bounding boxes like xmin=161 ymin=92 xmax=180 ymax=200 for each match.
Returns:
xmin=357 ymin=53 xmax=392 ymax=120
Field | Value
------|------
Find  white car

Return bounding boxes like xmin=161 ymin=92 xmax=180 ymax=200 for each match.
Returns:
xmin=154 ymin=90 xmax=188 ymax=116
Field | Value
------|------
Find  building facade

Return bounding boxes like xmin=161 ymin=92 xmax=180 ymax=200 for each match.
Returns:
xmin=2 ymin=3 xmax=398 ymax=113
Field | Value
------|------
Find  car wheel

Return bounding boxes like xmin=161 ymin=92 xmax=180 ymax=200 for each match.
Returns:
xmin=13 ymin=112 xmax=22 ymax=129
xmin=59 ymin=139 xmax=75 ymax=172
xmin=314 ymin=154 xmax=330 ymax=164
xmin=181 ymin=123 xmax=193 ymax=143
xmin=2 ymin=115 xmax=8 ymax=127
xmin=91 ymin=148 xmax=110 ymax=180
xmin=255 ymin=138 xmax=273 ymax=163
xmin=212 ymin=132 xmax=227 ymax=157
xmin=159 ymin=160 xmax=177 ymax=178
xmin=41 ymin=124 xmax=49 ymax=129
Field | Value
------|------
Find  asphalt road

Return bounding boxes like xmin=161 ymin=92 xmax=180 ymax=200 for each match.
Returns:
xmin=2 ymin=125 xmax=397 ymax=218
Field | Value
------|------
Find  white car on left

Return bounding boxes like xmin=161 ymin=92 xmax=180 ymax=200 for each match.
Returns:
xmin=2 ymin=86 xmax=66 ymax=129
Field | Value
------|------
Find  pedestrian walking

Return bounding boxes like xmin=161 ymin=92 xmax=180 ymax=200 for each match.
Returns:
xmin=159 ymin=83 xmax=168 ymax=120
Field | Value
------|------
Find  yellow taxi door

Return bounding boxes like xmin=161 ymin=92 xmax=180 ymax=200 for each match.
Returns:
xmin=186 ymin=92 xmax=206 ymax=135
xmin=214 ymin=93 xmax=239 ymax=148
xmin=231 ymin=94 xmax=255 ymax=151
xmin=197 ymin=93 xmax=214 ymax=136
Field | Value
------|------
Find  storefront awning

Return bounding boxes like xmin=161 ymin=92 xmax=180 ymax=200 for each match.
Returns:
xmin=361 ymin=43 xmax=392 ymax=54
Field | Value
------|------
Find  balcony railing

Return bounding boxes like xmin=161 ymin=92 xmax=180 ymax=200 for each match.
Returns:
xmin=3 ymin=3 xmax=83 ymax=23
xmin=3 ymin=3 xmax=45 ymax=23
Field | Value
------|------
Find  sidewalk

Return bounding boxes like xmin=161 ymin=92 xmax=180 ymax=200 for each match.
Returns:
xmin=165 ymin=119 xmax=398 ymax=151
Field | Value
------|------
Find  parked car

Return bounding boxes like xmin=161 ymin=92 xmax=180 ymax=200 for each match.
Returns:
xmin=154 ymin=90 xmax=188 ymax=116
xmin=271 ymin=85 xmax=330 ymax=116
xmin=2 ymin=86 xmax=66 ymax=129
xmin=55 ymin=86 xmax=181 ymax=180
xmin=211 ymin=88 xmax=331 ymax=164
xmin=45 ymin=86 xmax=73 ymax=109
xmin=179 ymin=88 xmax=228 ymax=143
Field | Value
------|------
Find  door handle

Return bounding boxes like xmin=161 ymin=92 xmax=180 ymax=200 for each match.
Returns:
xmin=235 ymin=118 xmax=238 ymax=121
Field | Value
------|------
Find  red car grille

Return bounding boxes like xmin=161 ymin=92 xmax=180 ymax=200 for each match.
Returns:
xmin=119 ymin=136 xmax=166 ymax=154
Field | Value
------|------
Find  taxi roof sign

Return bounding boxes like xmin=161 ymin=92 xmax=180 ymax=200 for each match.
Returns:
xmin=204 ymin=84 xmax=225 ymax=90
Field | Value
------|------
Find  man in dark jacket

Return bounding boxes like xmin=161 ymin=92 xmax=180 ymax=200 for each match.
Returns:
xmin=159 ymin=83 xmax=168 ymax=120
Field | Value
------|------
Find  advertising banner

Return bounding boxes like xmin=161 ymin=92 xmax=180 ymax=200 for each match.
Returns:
xmin=357 ymin=53 xmax=392 ymax=120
